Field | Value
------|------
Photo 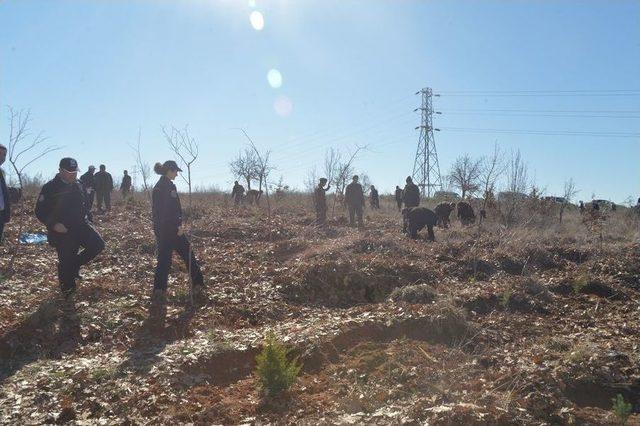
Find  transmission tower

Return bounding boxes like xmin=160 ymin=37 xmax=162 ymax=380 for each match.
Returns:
xmin=412 ymin=87 xmax=442 ymax=197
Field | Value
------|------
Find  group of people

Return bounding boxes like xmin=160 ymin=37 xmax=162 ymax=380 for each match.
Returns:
xmin=78 ymin=165 xmax=132 ymax=212
xmin=313 ymin=175 xmax=421 ymax=228
xmin=32 ymin=157 xmax=203 ymax=313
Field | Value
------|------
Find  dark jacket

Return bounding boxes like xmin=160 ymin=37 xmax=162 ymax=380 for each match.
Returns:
xmin=231 ymin=183 xmax=245 ymax=199
xmin=1 ymin=168 xmax=10 ymax=223
xmin=395 ymin=188 xmax=403 ymax=202
xmin=344 ymin=182 xmax=365 ymax=207
xmin=35 ymin=175 xmax=90 ymax=243
xmin=94 ymin=171 xmax=113 ymax=192
xmin=121 ymin=174 xmax=132 ymax=191
xmin=152 ymin=176 xmax=182 ymax=237
xmin=79 ymin=171 xmax=95 ymax=190
xmin=402 ymin=182 xmax=420 ymax=207
xmin=314 ymin=186 xmax=328 ymax=211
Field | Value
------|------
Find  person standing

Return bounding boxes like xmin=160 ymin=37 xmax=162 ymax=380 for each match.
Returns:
xmin=0 ymin=145 xmax=10 ymax=244
xmin=344 ymin=175 xmax=365 ymax=228
xmin=370 ymin=185 xmax=380 ymax=209
xmin=151 ymin=161 xmax=205 ymax=306
xmin=314 ymin=178 xmax=330 ymax=226
xmin=394 ymin=185 xmax=403 ymax=211
xmin=35 ymin=158 xmax=105 ymax=301
xmin=402 ymin=176 xmax=420 ymax=208
xmin=231 ymin=181 xmax=245 ymax=206
xmin=94 ymin=164 xmax=113 ymax=212
xmin=79 ymin=165 xmax=96 ymax=211
xmin=120 ymin=170 xmax=132 ymax=197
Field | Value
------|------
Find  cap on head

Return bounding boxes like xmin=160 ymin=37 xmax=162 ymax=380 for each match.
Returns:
xmin=0 ymin=144 xmax=7 ymax=151
xmin=319 ymin=177 xmax=327 ymax=183
xmin=59 ymin=157 xmax=79 ymax=172
xmin=163 ymin=160 xmax=182 ymax=172
xmin=406 ymin=176 xmax=413 ymax=183
xmin=88 ymin=165 xmax=95 ymax=170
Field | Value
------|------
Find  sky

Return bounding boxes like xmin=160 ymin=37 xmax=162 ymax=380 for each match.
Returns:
xmin=1 ymin=0 xmax=639 ymax=203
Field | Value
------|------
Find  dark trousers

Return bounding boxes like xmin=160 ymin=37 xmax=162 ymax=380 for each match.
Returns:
xmin=96 ymin=190 xmax=111 ymax=211
xmin=86 ymin=190 xmax=95 ymax=211
xmin=154 ymin=233 xmax=204 ymax=291
xmin=122 ymin=188 xmax=130 ymax=197
xmin=54 ymin=224 xmax=105 ymax=294
xmin=396 ymin=200 xmax=402 ymax=211
xmin=316 ymin=208 xmax=327 ymax=226
xmin=0 ymin=213 xmax=5 ymax=245
xmin=347 ymin=204 xmax=364 ymax=227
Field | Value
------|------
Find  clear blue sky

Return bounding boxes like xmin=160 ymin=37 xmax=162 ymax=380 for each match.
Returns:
xmin=1 ymin=0 xmax=639 ymax=203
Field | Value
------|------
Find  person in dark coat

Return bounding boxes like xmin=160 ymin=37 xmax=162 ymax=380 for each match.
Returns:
xmin=579 ymin=201 xmax=585 ymax=214
xmin=369 ymin=185 xmax=380 ymax=209
xmin=94 ymin=164 xmax=114 ymax=212
xmin=402 ymin=176 xmax=420 ymax=208
xmin=151 ymin=161 xmax=204 ymax=306
xmin=231 ymin=181 xmax=245 ymax=206
xmin=79 ymin=165 xmax=96 ymax=211
xmin=344 ymin=175 xmax=365 ymax=228
xmin=0 ymin=145 xmax=10 ymax=244
xmin=394 ymin=186 xmax=403 ymax=211
xmin=120 ymin=170 xmax=132 ymax=197
xmin=434 ymin=202 xmax=456 ymax=228
xmin=402 ymin=207 xmax=437 ymax=241
xmin=314 ymin=178 xmax=331 ymax=226
xmin=35 ymin=158 xmax=105 ymax=300
xmin=457 ymin=201 xmax=476 ymax=225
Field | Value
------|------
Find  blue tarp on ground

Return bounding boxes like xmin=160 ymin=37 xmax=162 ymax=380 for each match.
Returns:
xmin=18 ymin=233 xmax=48 ymax=245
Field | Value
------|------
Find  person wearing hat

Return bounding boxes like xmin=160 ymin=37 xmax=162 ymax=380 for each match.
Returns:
xmin=120 ymin=170 xmax=132 ymax=198
xmin=35 ymin=158 xmax=105 ymax=302
xmin=344 ymin=175 xmax=365 ymax=228
xmin=402 ymin=176 xmax=420 ymax=208
xmin=79 ymin=165 xmax=96 ymax=211
xmin=314 ymin=177 xmax=331 ymax=226
xmin=0 ymin=144 xmax=10 ymax=244
xmin=151 ymin=160 xmax=204 ymax=306
xmin=94 ymin=164 xmax=114 ymax=212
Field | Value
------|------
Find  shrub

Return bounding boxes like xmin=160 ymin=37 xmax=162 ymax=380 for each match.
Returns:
xmin=255 ymin=332 xmax=301 ymax=396
xmin=612 ymin=394 xmax=632 ymax=426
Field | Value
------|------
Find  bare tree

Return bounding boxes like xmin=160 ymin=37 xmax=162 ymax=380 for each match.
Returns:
xmin=559 ymin=178 xmax=579 ymax=223
xmin=237 ymin=129 xmax=275 ymax=217
xmin=478 ymin=143 xmax=506 ymax=223
xmin=304 ymin=166 xmax=319 ymax=193
xmin=6 ymin=107 xmax=59 ymax=189
xmin=4 ymin=107 xmax=59 ymax=275
xmin=128 ymin=128 xmax=151 ymax=200
xmin=502 ymin=149 xmax=530 ymax=226
xmin=229 ymin=148 xmax=259 ymax=190
xmin=448 ymin=154 xmax=482 ymax=199
xmin=162 ymin=125 xmax=199 ymax=206
xmin=323 ymin=147 xmax=341 ymax=187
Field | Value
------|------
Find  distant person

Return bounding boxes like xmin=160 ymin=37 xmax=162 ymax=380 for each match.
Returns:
xmin=611 ymin=202 xmax=617 ymax=211
xmin=394 ymin=186 xmax=403 ymax=211
xmin=592 ymin=200 xmax=600 ymax=211
xmin=120 ymin=170 xmax=132 ymax=197
xmin=344 ymin=175 xmax=365 ymax=228
xmin=579 ymin=201 xmax=585 ymax=214
xmin=402 ymin=176 xmax=420 ymax=208
xmin=79 ymin=165 xmax=96 ymax=211
xmin=314 ymin=178 xmax=330 ymax=226
xmin=151 ymin=161 xmax=205 ymax=307
xmin=231 ymin=181 xmax=245 ymax=206
xmin=94 ymin=164 xmax=113 ymax=212
xmin=0 ymin=145 xmax=10 ymax=244
xmin=370 ymin=185 xmax=380 ymax=209
xmin=35 ymin=158 xmax=105 ymax=304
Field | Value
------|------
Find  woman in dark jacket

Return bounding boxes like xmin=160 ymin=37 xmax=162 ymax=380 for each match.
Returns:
xmin=151 ymin=160 xmax=204 ymax=304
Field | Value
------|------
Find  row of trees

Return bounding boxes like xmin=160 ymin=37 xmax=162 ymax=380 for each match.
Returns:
xmin=446 ymin=145 xmax=579 ymax=224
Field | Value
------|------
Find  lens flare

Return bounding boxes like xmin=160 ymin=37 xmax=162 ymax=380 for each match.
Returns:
xmin=248 ymin=0 xmax=257 ymax=8
xmin=249 ymin=11 xmax=264 ymax=31
xmin=274 ymin=95 xmax=293 ymax=117
xmin=267 ymin=69 xmax=283 ymax=88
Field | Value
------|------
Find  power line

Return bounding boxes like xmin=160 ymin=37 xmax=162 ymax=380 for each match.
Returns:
xmin=440 ymin=126 xmax=640 ymax=138
xmin=440 ymin=111 xmax=640 ymax=119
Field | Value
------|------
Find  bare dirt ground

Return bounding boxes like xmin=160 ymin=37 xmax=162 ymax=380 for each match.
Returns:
xmin=1 ymin=193 xmax=639 ymax=425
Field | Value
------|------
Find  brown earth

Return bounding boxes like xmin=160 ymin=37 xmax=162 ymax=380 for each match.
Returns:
xmin=0 ymin=193 xmax=639 ymax=425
